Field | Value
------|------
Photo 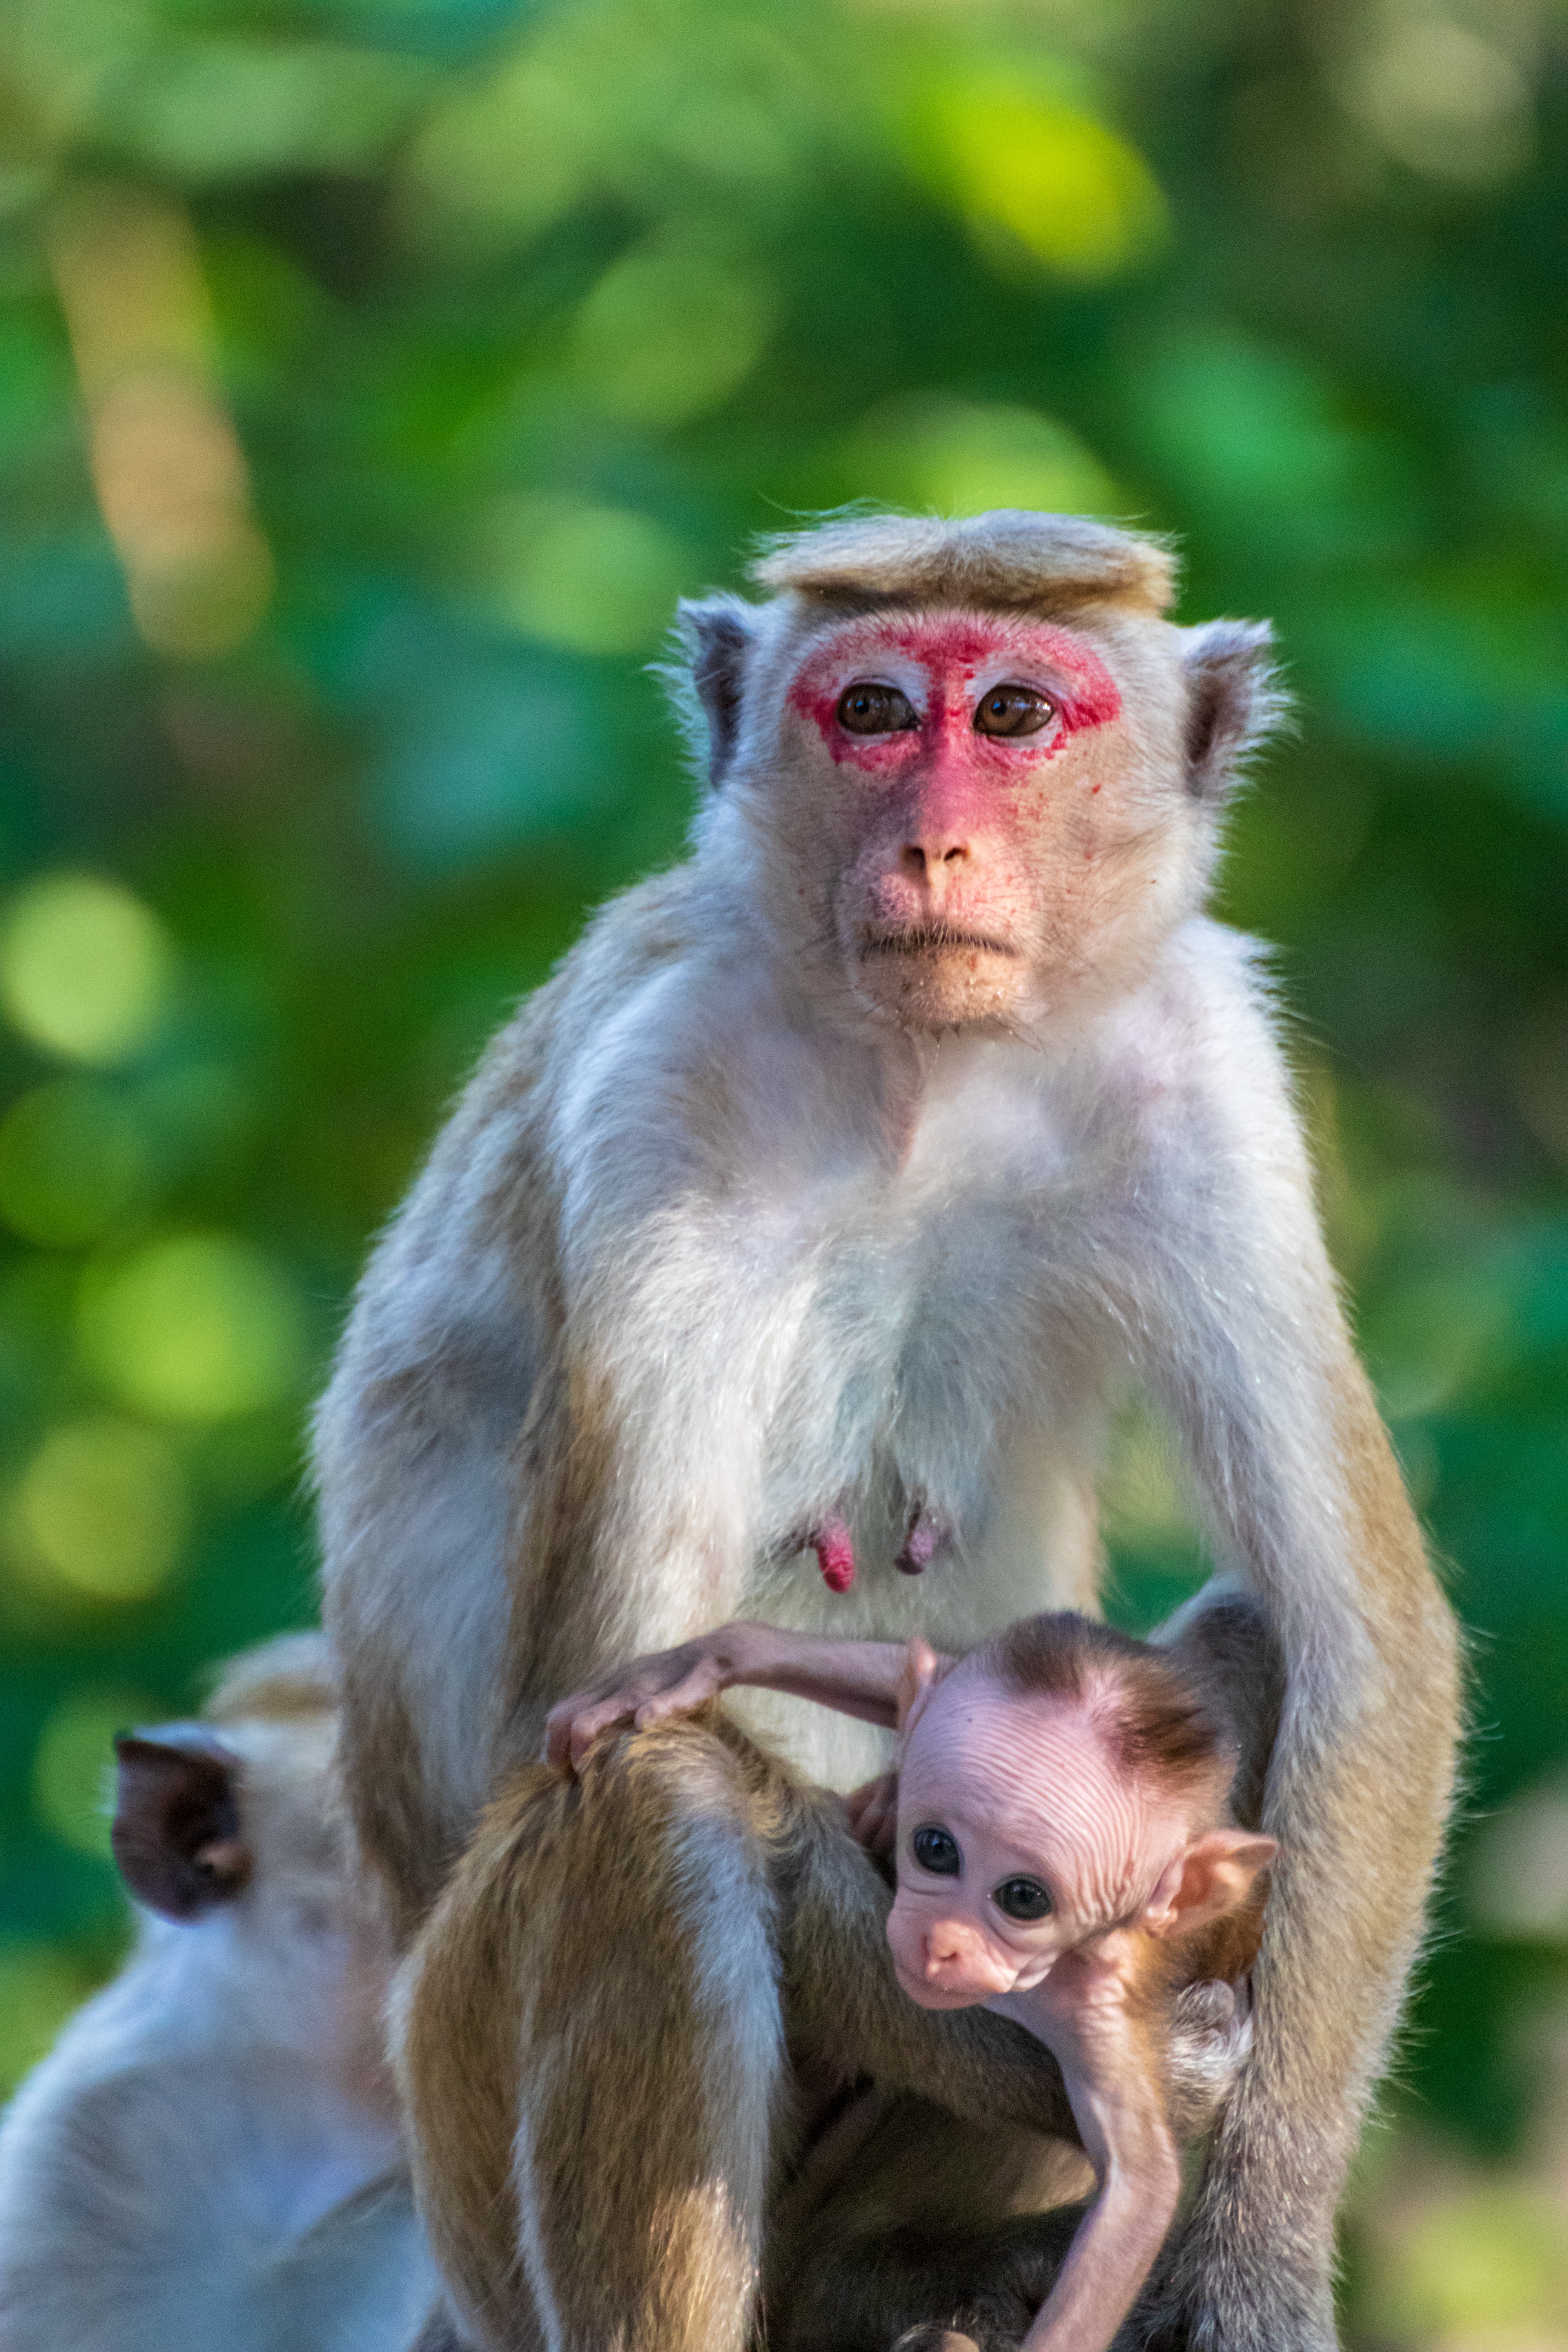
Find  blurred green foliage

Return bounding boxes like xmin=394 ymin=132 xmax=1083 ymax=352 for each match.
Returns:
xmin=0 ymin=0 xmax=1565 ymax=2334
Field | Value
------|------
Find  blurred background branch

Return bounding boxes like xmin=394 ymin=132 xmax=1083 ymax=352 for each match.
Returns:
xmin=0 ymin=1 xmax=1563 ymax=2340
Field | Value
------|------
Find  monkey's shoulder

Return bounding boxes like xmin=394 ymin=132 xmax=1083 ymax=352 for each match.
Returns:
xmin=391 ymin=865 xmax=714 ymax=1194
xmin=493 ymin=864 xmax=711 ymax=1063
xmin=1089 ymin=919 xmax=1300 ymax=1149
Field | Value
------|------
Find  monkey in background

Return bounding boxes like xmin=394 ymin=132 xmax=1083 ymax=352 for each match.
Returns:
xmin=317 ymin=508 xmax=1461 ymax=2351
xmin=548 ymin=1604 xmax=1278 ymax=2352
xmin=0 ymin=1635 xmax=435 ymax=2352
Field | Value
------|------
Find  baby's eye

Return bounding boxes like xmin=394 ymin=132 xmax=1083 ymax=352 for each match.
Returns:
xmin=910 ymin=1825 xmax=962 ymax=1876
xmin=992 ymin=1876 xmax=1053 ymax=1922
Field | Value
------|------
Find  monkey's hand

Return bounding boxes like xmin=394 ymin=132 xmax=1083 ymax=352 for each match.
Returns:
xmin=1161 ymin=1977 xmax=1254 ymax=2143
xmin=543 ymin=1636 xmax=735 ymax=1774
xmin=546 ymin=1623 xmax=915 ymax=1774
xmin=842 ymin=1769 xmax=898 ymax=1856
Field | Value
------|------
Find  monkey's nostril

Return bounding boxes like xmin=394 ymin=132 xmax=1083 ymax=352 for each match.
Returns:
xmin=942 ymin=844 xmax=966 ymax=863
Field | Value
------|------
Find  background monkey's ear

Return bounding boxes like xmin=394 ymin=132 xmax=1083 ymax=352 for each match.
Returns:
xmin=111 ymin=1728 xmax=250 ymax=1921
xmin=1178 ymin=619 xmax=1288 ymax=803
xmin=672 ymin=595 xmax=757 ymax=788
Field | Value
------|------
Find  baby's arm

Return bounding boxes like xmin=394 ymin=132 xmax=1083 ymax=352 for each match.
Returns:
xmin=992 ymin=1948 xmax=1181 ymax=2352
xmin=544 ymin=1622 xmax=924 ymax=1773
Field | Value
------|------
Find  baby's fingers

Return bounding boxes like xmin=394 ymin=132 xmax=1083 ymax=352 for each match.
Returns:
xmin=633 ymin=1660 xmax=725 ymax=1731
xmin=543 ymin=1689 xmax=635 ymax=1775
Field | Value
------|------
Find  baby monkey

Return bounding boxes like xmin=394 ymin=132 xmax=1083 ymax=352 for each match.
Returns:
xmin=548 ymin=1612 xmax=1276 ymax=2352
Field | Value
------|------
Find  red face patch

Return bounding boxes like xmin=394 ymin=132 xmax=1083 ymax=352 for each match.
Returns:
xmin=785 ymin=613 xmax=1121 ymax=777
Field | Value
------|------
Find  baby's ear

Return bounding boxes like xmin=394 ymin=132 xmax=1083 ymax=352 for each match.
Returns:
xmin=1142 ymin=1829 xmax=1278 ymax=1940
xmin=895 ymin=1638 xmax=953 ymax=1737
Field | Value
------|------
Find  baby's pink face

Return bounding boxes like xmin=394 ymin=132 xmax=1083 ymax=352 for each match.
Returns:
xmin=887 ymin=1668 xmax=1189 ymax=2007
xmin=779 ymin=610 xmax=1146 ymax=1030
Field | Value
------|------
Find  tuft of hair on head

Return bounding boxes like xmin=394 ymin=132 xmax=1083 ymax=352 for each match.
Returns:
xmin=203 ymin=1631 xmax=336 ymax=1728
xmin=971 ymin=1612 xmax=1227 ymax=1804
xmin=749 ymin=508 xmax=1176 ymax=619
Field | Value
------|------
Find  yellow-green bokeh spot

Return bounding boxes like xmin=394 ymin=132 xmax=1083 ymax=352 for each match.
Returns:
xmin=912 ymin=76 xmax=1168 ymax=282
xmin=79 ymin=1234 xmax=307 ymax=1423
xmin=486 ymin=498 xmax=692 ymax=657
xmin=573 ymin=243 xmax=777 ymax=428
xmin=1363 ymin=2181 xmax=1568 ymax=2341
xmin=0 ymin=1077 xmax=151 ymax=1249
xmin=33 ymin=1689 xmax=160 ymax=1858
xmin=844 ymin=396 xmax=1121 ymax=519
xmin=0 ymin=874 xmax=177 ymax=1067
xmin=10 ymin=1417 xmax=190 ymax=1602
xmin=0 ymin=1942 xmax=105 ymax=2097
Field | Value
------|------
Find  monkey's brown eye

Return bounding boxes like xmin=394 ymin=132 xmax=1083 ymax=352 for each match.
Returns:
xmin=974 ymin=686 xmax=1056 ymax=738
xmin=837 ymin=682 xmax=918 ymax=735
xmin=992 ymin=1876 xmax=1053 ymax=1922
xmin=911 ymin=1825 xmax=962 ymax=1877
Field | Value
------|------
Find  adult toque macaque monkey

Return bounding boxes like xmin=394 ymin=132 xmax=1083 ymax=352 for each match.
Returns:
xmin=316 ymin=510 xmax=1460 ymax=2352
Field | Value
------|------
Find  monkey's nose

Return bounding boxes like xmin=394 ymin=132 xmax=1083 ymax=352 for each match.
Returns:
xmin=900 ymin=837 xmax=971 ymax=877
xmin=921 ymin=1925 xmax=1012 ymax=1996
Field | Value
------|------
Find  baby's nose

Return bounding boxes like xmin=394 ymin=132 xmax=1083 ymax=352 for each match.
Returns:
xmin=920 ymin=1918 xmax=1014 ymax=1996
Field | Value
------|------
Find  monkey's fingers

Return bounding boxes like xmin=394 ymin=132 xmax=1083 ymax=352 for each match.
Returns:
xmin=567 ymin=1697 xmax=644 ymax=1772
xmin=631 ymin=1661 xmax=727 ymax=1732
xmin=542 ymin=1691 xmax=638 ymax=1774
xmin=545 ymin=1661 xmax=728 ymax=1774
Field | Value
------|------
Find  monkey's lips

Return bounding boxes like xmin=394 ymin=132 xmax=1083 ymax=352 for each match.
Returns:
xmin=859 ymin=925 xmax=1018 ymax=962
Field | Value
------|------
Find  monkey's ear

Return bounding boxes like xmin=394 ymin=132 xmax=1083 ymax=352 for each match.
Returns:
xmin=1178 ymin=621 xmax=1287 ymax=803
xmin=111 ymin=1728 xmax=251 ymax=1922
xmin=673 ymin=595 xmax=757 ymax=788
xmin=1142 ymin=1828 xmax=1278 ymax=1939
xmin=896 ymin=1637 xmax=953 ymax=1737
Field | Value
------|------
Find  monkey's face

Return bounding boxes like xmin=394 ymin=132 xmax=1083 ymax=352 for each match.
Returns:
xmin=772 ymin=609 xmax=1189 ymax=1032
xmin=887 ymin=1672 xmax=1186 ymax=2007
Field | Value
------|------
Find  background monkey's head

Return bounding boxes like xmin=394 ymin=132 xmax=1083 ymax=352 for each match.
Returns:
xmin=678 ymin=512 xmax=1283 ymax=1034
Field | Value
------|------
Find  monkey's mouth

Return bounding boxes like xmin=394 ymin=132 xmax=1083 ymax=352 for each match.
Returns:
xmin=860 ymin=926 xmax=1017 ymax=960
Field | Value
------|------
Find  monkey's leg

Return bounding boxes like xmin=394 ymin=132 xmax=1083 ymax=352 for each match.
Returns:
xmin=398 ymin=1725 xmax=784 ymax=2352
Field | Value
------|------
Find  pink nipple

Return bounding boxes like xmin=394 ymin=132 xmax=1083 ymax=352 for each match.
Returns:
xmin=896 ymin=1508 xmax=942 ymax=1576
xmin=812 ymin=1518 xmax=856 ymax=1593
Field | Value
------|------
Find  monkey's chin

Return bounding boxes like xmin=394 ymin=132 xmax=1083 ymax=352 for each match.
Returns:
xmin=852 ymin=940 xmax=1027 ymax=1033
xmin=893 ymin=1968 xmax=987 ymax=2011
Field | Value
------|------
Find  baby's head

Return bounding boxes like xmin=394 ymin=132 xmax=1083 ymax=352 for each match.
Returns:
xmin=886 ymin=1613 xmax=1275 ymax=2007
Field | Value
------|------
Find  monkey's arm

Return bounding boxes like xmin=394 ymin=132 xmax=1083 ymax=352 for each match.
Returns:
xmin=545 ymin=1622 xmax=917 ymax=1773
xmin=993 ymin=1948 xmax=1180 ymax=2352
xmin=1123 ymin=943 xmax=1460 ymax=2350
xmin=1016 ymin=2054 xmax=1178 ymax=2352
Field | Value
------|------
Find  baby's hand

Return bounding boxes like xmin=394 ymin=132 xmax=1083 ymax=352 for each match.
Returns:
xmin=1163 ymin=1976 xmax=1255 ymax=2140
xmin=543 ymin=1638 xmax=729 ymax=1775
xmin=842 ymin=1770 xmax=898 ymax=1856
